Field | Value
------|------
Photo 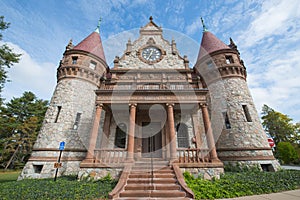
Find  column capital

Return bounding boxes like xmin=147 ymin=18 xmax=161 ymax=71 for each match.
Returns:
xmin=166 ymin=103 xmax=174 ymax=107
xmin=129 ymin=103 xmax=137 ymax=108
xmin=96 ymin=103 xmax=103 ymax=108
xmin=200 ymin=103 xmax=208 ymax=108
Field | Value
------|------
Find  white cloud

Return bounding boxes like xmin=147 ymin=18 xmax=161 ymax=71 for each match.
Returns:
xmin=2 ymin=42 xmax=56 ymax=101
xmin=239 ymin=0 xmax=300 ymax=48
xmin=185 ymin=18 xmax=202 ymax=35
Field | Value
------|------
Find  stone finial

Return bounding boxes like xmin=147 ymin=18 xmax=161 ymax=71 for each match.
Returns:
xmin=229 ymin=37 xmax=239 ymax=54
xmin=65 ymin=39 xmax=74 ymax=51
xmin=149 ymin=16 xmax=153 ymax=21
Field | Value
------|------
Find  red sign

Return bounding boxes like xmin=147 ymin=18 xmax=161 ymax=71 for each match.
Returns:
xmin=268 ymin=138 xmax=275 ymax=148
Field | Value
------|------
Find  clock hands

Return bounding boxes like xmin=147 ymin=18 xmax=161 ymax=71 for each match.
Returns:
xmin=147 ymin=49 xmax=153 ymax=60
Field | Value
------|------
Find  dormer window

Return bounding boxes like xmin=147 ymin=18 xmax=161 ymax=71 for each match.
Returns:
xmin=225 ymin=55 xmax=234 ymax=64
xmin=72 ymin=56 xmax=78 ymax=64
xmin=89 ymin=61 xmax=97 ymax=70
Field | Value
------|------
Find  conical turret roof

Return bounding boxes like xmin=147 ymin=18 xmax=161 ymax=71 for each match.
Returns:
xmin=73 ymin=26 xmax=106 ymax=61
xmin=197 ymin=31 xmax=230 ymax=61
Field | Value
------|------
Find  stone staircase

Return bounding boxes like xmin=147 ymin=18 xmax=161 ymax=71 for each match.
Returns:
xmin=113 ymin=160 xmax=193 ymax=200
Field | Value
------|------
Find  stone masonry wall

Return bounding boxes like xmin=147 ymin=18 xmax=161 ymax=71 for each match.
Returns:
xmin=19 ymin=78 xmax=98 ymax=179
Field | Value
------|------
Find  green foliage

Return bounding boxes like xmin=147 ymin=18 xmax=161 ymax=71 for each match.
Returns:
xmin=276 ymin=142 xmax=299 ymax=164
xmin=0 ymin=16 xmax=21 ymax=101
xmin=0 ymin=175 xmax=117 ymax=200
xmin=0 ymin=91 xmax=48 ymax=169
xmin=261 ymin=104 xmax=296 ymax=144
xmin=0 ymin=170 xmax=20 ymax=182
xmin=184 ymin=170 xmax=300 ymax=199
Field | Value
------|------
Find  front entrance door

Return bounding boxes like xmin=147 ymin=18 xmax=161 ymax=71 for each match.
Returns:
xmin=142 ymin=122 xmax=162 ymax=158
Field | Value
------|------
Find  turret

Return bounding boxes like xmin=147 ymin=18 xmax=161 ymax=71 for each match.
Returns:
xmin=194 ymin=18 xmax=280 ymax=171
xmin=19 ymin=20 xmax=109 ymax=179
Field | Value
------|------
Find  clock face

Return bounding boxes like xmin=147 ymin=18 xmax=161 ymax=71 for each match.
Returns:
xmin=141 ymin=46 xmax=162 ymax=62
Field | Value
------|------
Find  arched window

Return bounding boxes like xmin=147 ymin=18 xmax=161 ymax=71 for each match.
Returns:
xmin=176 ymin=123 xmax=189 ymax=148
xmin=114 ymin=123 xmax=127 ymax=148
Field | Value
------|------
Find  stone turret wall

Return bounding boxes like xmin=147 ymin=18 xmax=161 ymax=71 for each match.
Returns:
xmin=19 ymin=78 xmax=98 ymax=179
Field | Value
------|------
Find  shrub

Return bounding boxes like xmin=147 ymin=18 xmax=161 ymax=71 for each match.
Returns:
xmin=184 ymin=170 xmax=300 ymax=199
xmin=0 ymin=175 xmax=117 ymax=200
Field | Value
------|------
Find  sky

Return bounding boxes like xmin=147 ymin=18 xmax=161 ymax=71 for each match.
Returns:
xmin=1 ymin=0 xmax=300 ymax=122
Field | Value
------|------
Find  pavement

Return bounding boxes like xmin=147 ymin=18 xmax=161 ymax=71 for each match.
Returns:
xmin=218 ymin=189 xmax=300 ymax=200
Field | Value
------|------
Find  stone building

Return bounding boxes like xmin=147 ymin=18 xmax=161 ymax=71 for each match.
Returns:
xmin=20 ymin=17 xmax=279 ymax=198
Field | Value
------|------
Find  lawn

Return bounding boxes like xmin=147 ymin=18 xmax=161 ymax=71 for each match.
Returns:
xmin=0 ymin=170 xmax=21 ymax=182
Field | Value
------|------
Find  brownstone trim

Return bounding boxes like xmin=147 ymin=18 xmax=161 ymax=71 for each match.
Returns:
xmin=177 ymin=162 xmax=224 ymax=168
xmin=28 ymin=156 xmax=85 ymax=161
xmin=217 ymin=147 xmax=272 ymax=151
xmin=79 ymin=163 xmax=125 ymax=168
xmin=32 ymin=148 xmax=87 ymax=152
xmin=219 ymin=155 xmax=275 ymax=161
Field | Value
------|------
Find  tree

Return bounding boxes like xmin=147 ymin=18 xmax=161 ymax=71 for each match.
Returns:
xmin=0 ymin=16 xmax=21 ymax=103
xmin=261 ymin=104 xmax=295 ymax=145
xmin=276 ymin=142 xmax=299 ymax=164
xmin=0 ymin=91 xmax=48 ymax=169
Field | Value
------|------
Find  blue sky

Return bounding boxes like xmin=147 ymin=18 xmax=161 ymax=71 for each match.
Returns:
xmin=1 ymin=0 xmax=300 ymax=122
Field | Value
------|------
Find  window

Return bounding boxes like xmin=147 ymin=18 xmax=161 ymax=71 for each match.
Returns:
xmin=242 ymin=105 xmax=252 ymax=122
xmin=89 ymin=61 xmax=96 ymax=70
xmin=222 ymin=112 xmax=231 ymax=129
xmin=176 ymin=123 xmax=189 ymax=148
xmin=73 ymin=112 xmax=82 ymax=130
xmin=72 ymin=56 xmax=78 ymax=64
xmin=54 ymin=106 xmax=62 ymax=123
xmin=225 ymin=55 xmax=234 ymax=64
xmin=114 ymin=123 xmax=127 ymax=148
xmin=33 ymin=164 xmax=43 ymax=174
xmin=206 ymin=60 xmax=213 ymax=68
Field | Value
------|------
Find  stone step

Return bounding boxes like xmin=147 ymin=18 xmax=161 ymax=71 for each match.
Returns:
xmin=115 ymin=198 xmax=191 ymax=200
xmin=130 ymin=169 xmax=174 ymax=174
xmin=119 ymin=190 xmax=186 ymax=198
xmin=127 ymin=178 xmax=177 ymax=184
xmin=129 ymin=173 xmax=175 ymax=179
xmin=125 ymin=184 xmax=180 ymax=190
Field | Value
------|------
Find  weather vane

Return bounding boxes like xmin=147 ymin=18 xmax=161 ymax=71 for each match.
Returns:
xmin=98 ymin=17 xmax=102 ymax=29
xmin=201 ymin=17 xmax=208 ymax=32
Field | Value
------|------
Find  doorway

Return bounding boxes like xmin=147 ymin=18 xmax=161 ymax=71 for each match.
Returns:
xmin=142 ymin=122 xmax=162 ymax=158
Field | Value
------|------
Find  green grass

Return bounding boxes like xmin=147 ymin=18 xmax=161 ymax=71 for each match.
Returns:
xmin=184 ymin=169 xmax=300 ymax=199
xmin=0 ymin=174 xmax=117 ymax=200
xmin=0 ymin=170 xmax=21 ymax=182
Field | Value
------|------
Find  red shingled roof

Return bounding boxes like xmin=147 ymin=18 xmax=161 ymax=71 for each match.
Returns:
xmin=73 ymin=31 xmax=106 ymax=61
xmin=197 ymin=31 xmax=230 ymax=60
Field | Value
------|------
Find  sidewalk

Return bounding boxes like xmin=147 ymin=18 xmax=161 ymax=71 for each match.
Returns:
xmin=219 ymin=189 xmax=300 ymax=200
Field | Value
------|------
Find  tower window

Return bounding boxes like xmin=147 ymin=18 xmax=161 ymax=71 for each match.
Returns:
xmin=73 ymin=112 xmax=82 ymax=130
xmin=225 ymin=55 xmax=234 ymax=64
xmin=72 ymin=56 xmax=78 ymax=64
xmin=222 ymin=112 xmax=231 ymax=129
xmin=89 ymin=61 xmax=97 ymax=70
xmin=54 ymin=106 xmax=62 ymax=123
xmin=114 ymin=123 xmax=127 ymax=148
xmin=242 ymin=105 xmax=252 ymax=122
xmin=206 ymin=60 xmax=213 ymax=68
xmin=176 ymin=123 xmax=189 ymax=148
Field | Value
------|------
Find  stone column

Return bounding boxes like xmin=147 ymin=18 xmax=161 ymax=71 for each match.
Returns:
xmin=127 ymin=103 xmax=137 ymax=161
xmin=100 ymin=111 xmax=111 ymax=148
xmin=166 ymin=103 xmax=177 ymax=161
xmin=83 ymin=103 xmax=103 ymax=163
xmin=192 ymin=112 xmax=202 ymax=148
xmin=200 ymin=103 xmax=219 ymax=161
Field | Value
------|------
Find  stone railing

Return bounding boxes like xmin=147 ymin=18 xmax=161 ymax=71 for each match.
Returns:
xmin=100 ymin=83 xmax=200 ymax=91
xmin=94 ymin=148 xmax=127 ymax=164
xmin=177 ymin=148 xmax=210 ymax=163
